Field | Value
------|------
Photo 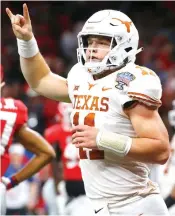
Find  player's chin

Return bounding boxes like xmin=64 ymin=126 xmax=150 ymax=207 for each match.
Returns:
xmin=86 ymin=57 xmax=102 ymax=63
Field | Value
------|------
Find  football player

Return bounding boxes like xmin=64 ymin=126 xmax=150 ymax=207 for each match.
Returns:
xmin=0 ymin=89 xmax=55 ymax=214
xmin=6 ymin=4 xmax=170 ymax=215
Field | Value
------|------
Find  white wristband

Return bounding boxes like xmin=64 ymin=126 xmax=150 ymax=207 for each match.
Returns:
xmin=17 ymin=37 xmax=39 ymax=58
xmin=96 ymin=129 xmax=132 ymax=157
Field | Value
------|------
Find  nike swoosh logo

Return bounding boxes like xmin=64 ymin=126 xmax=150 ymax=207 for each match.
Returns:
xmin=102 ymin=87 xmax=112 ymax=91
xmin=95 ymin=207 xmax=103 ymax=214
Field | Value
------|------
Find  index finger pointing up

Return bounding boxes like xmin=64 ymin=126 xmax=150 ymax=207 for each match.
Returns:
xmin=6 ymin=8 xmax=14 ymax=20
xmin=23 ymin=3 xmax=30 ymax=22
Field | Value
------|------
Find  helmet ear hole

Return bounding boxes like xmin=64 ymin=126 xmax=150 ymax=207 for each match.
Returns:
xmin=125 ymin=47 xmax=132 ymax=52
xmin=82 ymin=35 xmax=88 ymax=48
xmin=112 ymin=39 xmax=117 ymax=48
xmin=107 ymin=59 xmax=112 ymax=65
xmin=123 ymin=57 xmax=129 ymax=65
xmin=81 ymin=56 xmax=85 ymax=65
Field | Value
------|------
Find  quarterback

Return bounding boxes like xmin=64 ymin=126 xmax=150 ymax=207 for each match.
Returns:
xmin=6 ymin=4 xmax=170 ymax=215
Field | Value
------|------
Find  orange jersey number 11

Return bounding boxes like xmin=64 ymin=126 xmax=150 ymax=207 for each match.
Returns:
xmin=73 ymin=112 xmax=104 ymax=160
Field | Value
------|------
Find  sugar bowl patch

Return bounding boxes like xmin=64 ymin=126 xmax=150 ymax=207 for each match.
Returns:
xmin=115 ymin=72 xmax=135 ymax=90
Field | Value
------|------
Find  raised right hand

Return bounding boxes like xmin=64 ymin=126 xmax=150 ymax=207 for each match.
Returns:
xmin=6 ymin=3 xmax=33 ymax=41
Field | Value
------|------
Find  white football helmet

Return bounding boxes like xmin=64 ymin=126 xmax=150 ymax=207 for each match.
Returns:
xmin=77 ymin=10 xmax=142 ymax=75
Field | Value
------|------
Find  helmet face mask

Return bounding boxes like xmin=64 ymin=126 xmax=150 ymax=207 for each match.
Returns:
xmin=77 ymin=35 xmax=116 ymax=73
xmin=77 ymin=10 xmax=141 ymax=75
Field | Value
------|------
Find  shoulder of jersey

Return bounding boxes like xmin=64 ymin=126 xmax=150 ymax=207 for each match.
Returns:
xmin=67 ymin=63 xmax=86 ymax=80
xmin=1 ymin=98 xmax=28 ymax=112
xmin=14 ymin=99 xmax=28 ymax=112
xmin=121 ymin=63 xmax=162 ymax=107
xmin=127 ymin=64 xmax=160 ymax=80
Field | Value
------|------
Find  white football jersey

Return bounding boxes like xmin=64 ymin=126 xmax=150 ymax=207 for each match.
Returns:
xmin=67 ymin=62 xmax=162 ymax=204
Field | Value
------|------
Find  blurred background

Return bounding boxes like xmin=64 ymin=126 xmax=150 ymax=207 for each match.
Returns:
xmin=1 ymin=1 xmax=175 ymax=215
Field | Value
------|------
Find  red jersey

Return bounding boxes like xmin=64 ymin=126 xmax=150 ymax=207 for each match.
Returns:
xmin=44 ymin=124 xmax=82 ymax=181
xmin=0 ymin=98 xmax=28 ymax=176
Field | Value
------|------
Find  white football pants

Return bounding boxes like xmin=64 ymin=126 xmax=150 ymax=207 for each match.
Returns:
xmin=42 ymin=178 xmax=59 ymax=215
xmin=65 ymin=195 xmax=95 ymax=216
xmin=91 ymin=194 xmax=169 ymax=216
xmin=42 ymin=178 xmax=68 ymax=215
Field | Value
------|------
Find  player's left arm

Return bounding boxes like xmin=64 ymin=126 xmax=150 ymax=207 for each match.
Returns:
xmin=14 ymin=125 xmax=56 ymax=183
xmin=1 ymin=125 xmax=56 ymax=189
xmin=72 ymin=107 xmax=170 ymax=165
xmin=125 ymin=103 xmax=170 ymax=164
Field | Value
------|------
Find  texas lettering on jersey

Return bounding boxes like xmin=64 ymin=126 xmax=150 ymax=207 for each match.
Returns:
xmin=0 ymin=98 xmax=28 ymax=176
xmin=73 ymin=94 xmax=109 ymax=112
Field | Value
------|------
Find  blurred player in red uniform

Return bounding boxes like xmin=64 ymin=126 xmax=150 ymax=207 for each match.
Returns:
xmin=43 ymin=102 xmax=93 ymax=216
xmin=0 ymin=76 xmax=55 ymax=214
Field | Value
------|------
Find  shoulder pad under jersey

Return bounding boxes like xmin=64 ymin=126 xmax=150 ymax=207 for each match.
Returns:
xmin=127 ymin=65 xmax=162 ymax=107
xmin=67 ymin=63 xmax=83 ymax=83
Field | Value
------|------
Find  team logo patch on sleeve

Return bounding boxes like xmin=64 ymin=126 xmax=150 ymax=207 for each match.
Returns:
xmin=115 ymin=72 xmax=135 ymax=90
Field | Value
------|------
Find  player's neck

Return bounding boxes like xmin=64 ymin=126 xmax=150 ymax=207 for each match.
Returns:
xmin=93 ymin=64 xmax=125 ymax=80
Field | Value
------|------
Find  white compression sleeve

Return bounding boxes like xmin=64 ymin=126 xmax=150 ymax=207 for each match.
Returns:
xmin=96 ymin=130 xmax=132 ymax=157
